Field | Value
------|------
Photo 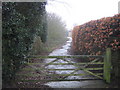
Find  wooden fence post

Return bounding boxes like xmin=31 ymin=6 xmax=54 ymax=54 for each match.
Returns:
xmin=103 ymin=48 xmax=111 ymax=83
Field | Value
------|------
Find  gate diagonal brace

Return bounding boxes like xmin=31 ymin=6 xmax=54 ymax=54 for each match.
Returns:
xmin=79 ymin=66 xmax=103 ymax=79
xmin=61 ymin=59 xmax=103 ymax=80
xmin=61 ymin=58 xmax=74 ymax=63
xmin=44 ymin=57 xmax=73 ymax=66
xmin=61 ymin=68 xmax=82 ymax=79
xmin=83 ymin=58 xmax=100 ymax=68
xmin=76 ymin=58 xmax=103 ymax=79
xmin=44 ymin=58 xmax=59 ymax=66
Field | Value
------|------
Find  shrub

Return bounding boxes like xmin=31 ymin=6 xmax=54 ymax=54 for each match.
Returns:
xmin=2 ymin=2 xmax=47 ymax=85
xmin=72 ymin=14 xmax=120 ymax=55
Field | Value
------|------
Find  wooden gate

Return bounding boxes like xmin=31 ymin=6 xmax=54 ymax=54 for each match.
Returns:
xmin=17 ymin=48 xmax=111 ymax=83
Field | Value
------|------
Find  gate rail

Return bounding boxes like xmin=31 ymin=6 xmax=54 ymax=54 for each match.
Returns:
xmin=17 ymin=48 xmax=111 ymax=83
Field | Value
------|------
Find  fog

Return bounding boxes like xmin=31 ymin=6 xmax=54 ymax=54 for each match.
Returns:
xmin=46 ymin=0 xmax=119 ymax=30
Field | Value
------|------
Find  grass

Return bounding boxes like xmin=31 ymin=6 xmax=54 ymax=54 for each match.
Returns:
xmin=30 ymin=36 xmax=68 ymax=55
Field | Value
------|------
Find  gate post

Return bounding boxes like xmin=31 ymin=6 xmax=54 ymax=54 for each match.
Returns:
xmin=103 ymin=48 xmax=111 ymax=83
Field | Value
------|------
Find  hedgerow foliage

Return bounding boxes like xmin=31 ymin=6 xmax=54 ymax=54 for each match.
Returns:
xmin=72 ymin=14 xmax=120 ymax=55
xmin=2 ymin=2 xmax=47 ymax=84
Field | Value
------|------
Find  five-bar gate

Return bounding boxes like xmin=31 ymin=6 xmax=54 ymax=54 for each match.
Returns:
xmin=17 ymin=48 xmax=111 ymax=83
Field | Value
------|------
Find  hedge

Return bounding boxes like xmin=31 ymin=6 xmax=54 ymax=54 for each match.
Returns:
xmin=2 ymin=2 xmax=47 ymax=85
xmin=72 ymin=14 xmax=120 ymax=55
xmin=72 ymin=14 xmax=120 ymax=80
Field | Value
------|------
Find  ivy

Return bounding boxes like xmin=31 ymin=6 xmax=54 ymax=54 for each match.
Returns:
xmin=2 ymin=2 xmax=47 ymax=85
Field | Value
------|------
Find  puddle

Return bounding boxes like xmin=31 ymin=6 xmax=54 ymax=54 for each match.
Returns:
xmin=45 ymin=80 xmax=108 ymax=88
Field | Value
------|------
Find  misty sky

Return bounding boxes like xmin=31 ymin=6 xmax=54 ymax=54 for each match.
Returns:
xmin=46 ymin=0 xmax=119 ymax=30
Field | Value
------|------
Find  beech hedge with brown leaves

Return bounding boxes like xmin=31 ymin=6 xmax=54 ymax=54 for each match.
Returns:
xmin=72 ymin=14 xmax=120 ymax=55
